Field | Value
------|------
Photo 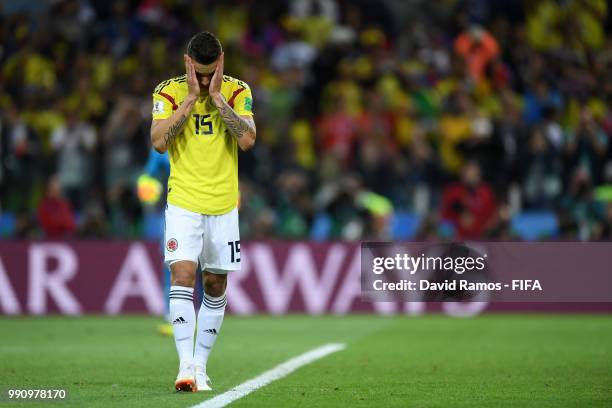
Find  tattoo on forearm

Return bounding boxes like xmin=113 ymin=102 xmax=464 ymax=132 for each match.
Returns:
xmin=164 ymin=114 xmax=187 ymax=146
xmin=216 ymin=100 xmax=253 ymax=139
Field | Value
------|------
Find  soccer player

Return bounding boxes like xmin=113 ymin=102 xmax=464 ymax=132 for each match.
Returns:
xmin=150 ymin=31 xmax=256 ymax=392
xmin=136 ymin=149 xmax=173 ymax=336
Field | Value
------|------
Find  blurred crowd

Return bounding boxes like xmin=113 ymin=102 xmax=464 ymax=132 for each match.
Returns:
xmin=1 ymin=0 xmax=612 ymax=241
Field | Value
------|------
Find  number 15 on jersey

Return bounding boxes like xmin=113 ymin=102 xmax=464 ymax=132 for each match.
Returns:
xmin=193 ymin=114 xmax=214 ymax=135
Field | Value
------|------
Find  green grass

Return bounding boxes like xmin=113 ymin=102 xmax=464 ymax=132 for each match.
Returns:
xmin=0 ymin=315 xmax=611 ymax=407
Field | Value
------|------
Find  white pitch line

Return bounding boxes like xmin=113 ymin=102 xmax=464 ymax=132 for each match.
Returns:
xmin=191 ymin=343 xmax=346 ymax=408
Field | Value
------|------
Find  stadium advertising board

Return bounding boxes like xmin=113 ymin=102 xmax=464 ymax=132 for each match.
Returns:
xmin=0 ymin=242 xmax=610 ymax=316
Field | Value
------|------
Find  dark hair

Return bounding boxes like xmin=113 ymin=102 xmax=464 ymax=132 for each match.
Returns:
xmin=186 ymin=32 xmax=222 ymax=65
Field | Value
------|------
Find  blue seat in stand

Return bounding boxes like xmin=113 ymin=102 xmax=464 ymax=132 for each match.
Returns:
xmin=0 ymin=212 xmax=16 ymax=237
xmin=391 ymin=211 xmax=422 ymax=240
xmin=511 ymin=211 xmax=559 ymax=240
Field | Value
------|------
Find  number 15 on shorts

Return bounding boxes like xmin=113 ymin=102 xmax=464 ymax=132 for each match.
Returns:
xmin=228 ymin=240 xmax=240 ymax=263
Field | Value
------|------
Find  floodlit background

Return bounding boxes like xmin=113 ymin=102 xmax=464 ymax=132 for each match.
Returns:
xmin=1 ymin=0 xmax=611 ymax=242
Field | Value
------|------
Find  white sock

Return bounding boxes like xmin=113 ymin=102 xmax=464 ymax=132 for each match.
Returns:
xmin=169 ymin=286 xmax=196 ymax=366
xmin=194 ymin=291 xmax=226 ymax=368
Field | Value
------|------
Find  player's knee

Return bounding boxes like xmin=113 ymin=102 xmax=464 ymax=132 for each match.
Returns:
xmin=170 ymin=261 xmax=197 ymax=287
xmin=172 ymin=273 xmax=195 ymax=287
xmin=204 ymin=273 xmax=226 ymax=297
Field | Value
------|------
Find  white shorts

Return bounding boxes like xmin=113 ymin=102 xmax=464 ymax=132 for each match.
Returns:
xmin=164 ymin=203 xmax=241 ymax=273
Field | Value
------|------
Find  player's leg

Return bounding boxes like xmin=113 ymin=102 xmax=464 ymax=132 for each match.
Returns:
xmin=164 ymin=203 xmax=204 ymax=392
xmin=193 ymin=207 xmax=240 ymax=391
xmin=194 ymin=270 xmax=227 ymax=391
xmin=169 ymin=260 xmax=198 ymax=392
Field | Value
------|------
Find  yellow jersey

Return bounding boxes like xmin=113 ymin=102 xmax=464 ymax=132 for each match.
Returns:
xmin=151 ymin=74 xmax=253 ymax=215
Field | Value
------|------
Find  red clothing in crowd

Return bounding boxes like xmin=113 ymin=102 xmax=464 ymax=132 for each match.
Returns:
xmin=441 ymin=182 xmax=497 ymax=238
xmin=38 ymin=196 xmax=76 ymax=238
xmin=317 ymin=111 xmax=359 ymax=165
xmin=454 ymin=30 xmax=499 ymax=81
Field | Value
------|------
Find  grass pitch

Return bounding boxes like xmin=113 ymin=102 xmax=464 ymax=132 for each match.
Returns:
xmin=0 ymin=315 xmax=610 ymax=407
